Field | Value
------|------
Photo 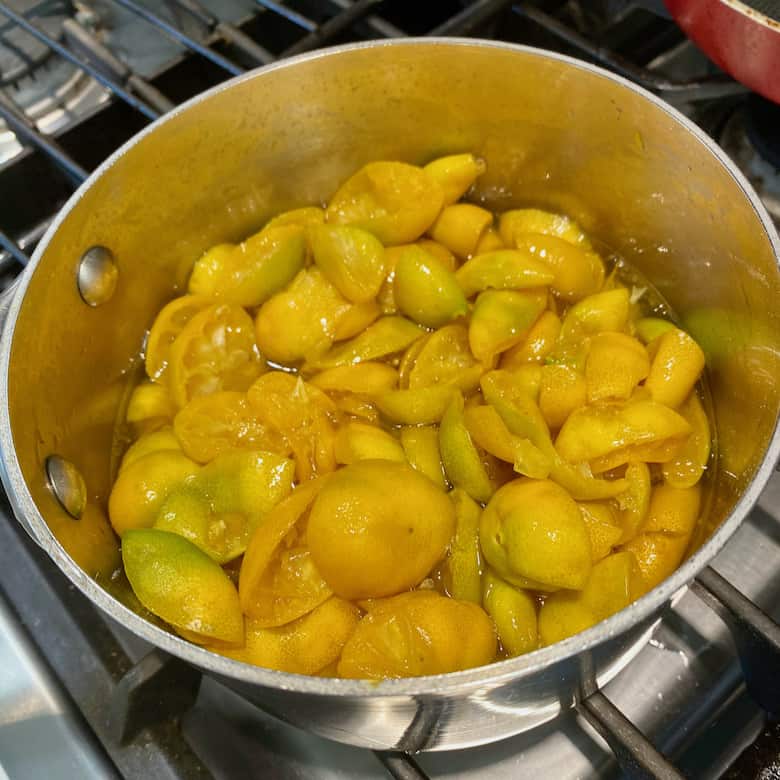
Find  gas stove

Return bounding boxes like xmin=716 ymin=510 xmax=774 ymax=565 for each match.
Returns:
xmin=0 ymin=3 xmax=779 ymax=779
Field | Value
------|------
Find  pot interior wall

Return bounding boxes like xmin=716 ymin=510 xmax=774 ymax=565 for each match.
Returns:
xmin=7 ymin=42 xmax=780 ymax=586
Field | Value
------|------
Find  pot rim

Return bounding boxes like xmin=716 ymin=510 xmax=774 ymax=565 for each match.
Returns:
xmin=1 ymin=37 xmax=778 ymax=698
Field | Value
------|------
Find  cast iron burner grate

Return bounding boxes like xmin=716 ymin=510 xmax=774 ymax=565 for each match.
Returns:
xmin=0 ymin=0 xmax=70 ymax=84
xmin=0 ymin=3 xmax=778 ymax=779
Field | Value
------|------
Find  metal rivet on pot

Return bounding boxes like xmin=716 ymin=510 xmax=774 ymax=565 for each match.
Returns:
xmin=45 ymin=455 xmax=87 ymax=519
xmin=77 ymin=246 xmax=118 ymax=306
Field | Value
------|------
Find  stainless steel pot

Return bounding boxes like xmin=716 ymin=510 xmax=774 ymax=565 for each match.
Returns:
xmin=0 ymin=39 xmax=778 ymax=752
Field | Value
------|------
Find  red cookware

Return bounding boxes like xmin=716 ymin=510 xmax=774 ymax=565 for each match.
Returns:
xmin=665 ymin=0 xmax=780 ymax=104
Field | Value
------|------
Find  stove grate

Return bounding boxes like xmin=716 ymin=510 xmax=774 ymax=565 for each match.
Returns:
xmin=0 ymin=2 xmax=160 ymax=118
xmin=111 ymin=0 xmax=244 ymax=76
xmin=511 ymin=4 xmax=746 ymax=102
xmin=0 ymin=227 xmax=28 ymax=265
xmin=0 ymin=85 xmax=88 ymax=181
